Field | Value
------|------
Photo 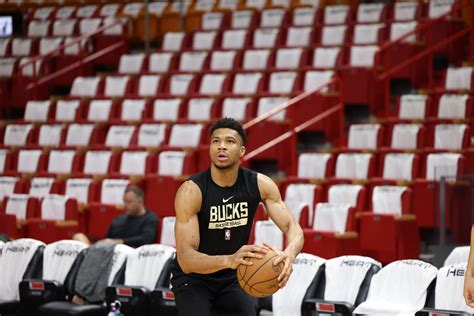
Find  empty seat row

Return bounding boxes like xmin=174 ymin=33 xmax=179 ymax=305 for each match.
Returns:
xmin=18 ymin=97 xmax=293 ymax=123
xmin=65 ymin=71 xmax=335 ymax=98
xmin=16 ymin=86 xmax=332 ymax=123
xmin=3 ymin=120 xmax=470 ymax=152
xmin=23 ymin=17 xmax=127 ymax=38
xmin=67 ymin=71 xmax=322 ymax=97
xmin=393 ymin=93 xmax=474 ymax=120
xmin=344 ymin=122 xmax=471 ymax=151
xmin=181 ymin=1 xmax=436 ymax=29
xmin=0 ymin=22 xmax=416 ymax=63
xmin=117 ymin=48 xmax=342 ymax=74
xmin=293 ymin=151 xmax=466 ymax=182
xmin=22 ymin=0 xmax=455 ymax=25
xmin=0 ymin=36 xmax=93 ymax=58
xmin=1 ymin=46 xmax=340 ymax=79
xmin=116 ymin=43 xmax=422 ymax=76
xmin=30 ymin=96 xmax=280 ymax=123
xmin=0 ymin=177 xmax=135 ymax=204
xmin=25 ymin=2 xmax=139 ymax=20
xmin=156 ymin=22 xmax=419 ymax=52
xmin=1 ymin=122 xmax=205 ymax=148
xmin=0 ymin=148 xmax=197 ymax=178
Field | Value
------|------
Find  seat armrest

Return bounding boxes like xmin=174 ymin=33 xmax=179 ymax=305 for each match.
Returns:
xmin=19 ymin=279 xmax=67 ymax=307
xmin=105 ymin=285 xmax=150 ymax=301
xmin=150 ymin=286 xmax=176 ymax=307
xmin=394 ymin=214 xmax=416 ymax=221
xmin=335 ymin=231 xmax=358 ymax=239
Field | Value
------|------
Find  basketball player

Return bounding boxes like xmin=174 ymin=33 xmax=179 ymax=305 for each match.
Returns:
xmin=464 ymin=225 xmax=474 ymax=307
xmin=171 ymin=118 xmax=304 ymax=315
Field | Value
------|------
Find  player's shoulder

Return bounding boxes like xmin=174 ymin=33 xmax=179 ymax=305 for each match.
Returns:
xmin=256 ymin=172 xmax=276 ymax=186
xmin=178 ymin=179 xmax=200 ymax=195
xmin=175 ymin=180 xmax=202 ymax=215
xmin=256 ymin=172 xmax=279 ymax=196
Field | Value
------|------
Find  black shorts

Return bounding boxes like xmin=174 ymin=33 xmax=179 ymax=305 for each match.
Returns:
xmin=171 ymin=271 xmax=257 ymax=316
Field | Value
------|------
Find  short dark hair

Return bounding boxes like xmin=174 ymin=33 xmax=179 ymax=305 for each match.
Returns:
xmin=125 ymin=185 xmax=144 ymax=199
xmin=209 ymin=117 xmax=247 ymax=145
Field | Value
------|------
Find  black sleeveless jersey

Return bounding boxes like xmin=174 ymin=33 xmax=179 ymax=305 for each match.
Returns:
xmin=171 ymin=167 xmax=261 ymax=278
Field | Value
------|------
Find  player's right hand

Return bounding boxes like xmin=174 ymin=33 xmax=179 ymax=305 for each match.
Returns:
xmin=228 ymin=244 xmax=269 ymax=269
xmin=464 ymin=267 xmax=474 ymax=307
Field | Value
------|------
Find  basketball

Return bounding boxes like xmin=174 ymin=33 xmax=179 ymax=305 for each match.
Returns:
xmin=237 ymin=248 xmax=284 ymax=298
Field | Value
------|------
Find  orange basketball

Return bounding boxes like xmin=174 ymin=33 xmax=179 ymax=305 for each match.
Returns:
xmin=237 ymin=248 xmax=284 ymax=298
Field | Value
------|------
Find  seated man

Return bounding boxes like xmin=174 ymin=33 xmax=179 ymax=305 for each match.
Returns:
xmin=74 ymin=186 xmax=158 ymax=248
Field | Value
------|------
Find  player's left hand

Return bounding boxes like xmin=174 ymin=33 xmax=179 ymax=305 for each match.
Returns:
xmin=263 ymin=243 xmax=294 ymax=288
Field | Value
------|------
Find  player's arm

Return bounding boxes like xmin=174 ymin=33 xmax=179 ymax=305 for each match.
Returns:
xmin=257 ymin=173 xmax=304 ymax=288
xmin=175 ymin=180 xmax=267 ymax=274
xmin=464 ymin=225 xmax=474 ymax=307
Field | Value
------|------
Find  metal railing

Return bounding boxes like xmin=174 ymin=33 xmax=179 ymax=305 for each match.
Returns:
xmin=16 ymin=18 xmax=128 ymax=99
xmin=439 ymin=174 xmax=474 ymax=246
xmin=242 ymin=77 xmax=344 ymax=167
xmin=374 ymin=0 xmax=473 ymax=111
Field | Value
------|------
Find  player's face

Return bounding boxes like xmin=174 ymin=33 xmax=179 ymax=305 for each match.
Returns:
xmin=123 ymin=191 xmax=143 ymax=216
xmin=210 ymin=128 xmax=245 ymax=170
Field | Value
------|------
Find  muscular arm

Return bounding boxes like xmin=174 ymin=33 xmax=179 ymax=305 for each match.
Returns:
xmin=175 ymin=180 xmax=266 ymax=274
xmin=175 ymin=180 xmax=229 ymax=274
xmin=258 ymin=173 xmax=304 ymax=284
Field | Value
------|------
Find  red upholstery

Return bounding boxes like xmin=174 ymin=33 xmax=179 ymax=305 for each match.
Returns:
xmin=26 ymin=196 xmax=81 ymax=243
xmin=359 ymin=187 xmax=419 ymax=264
xmin=413 ymin=154 xmax=465 ymax=229
xmin=302 ymin=205 xmax=359 ymax=259
xmin=1 ymin=195 xmax=40 ymax=238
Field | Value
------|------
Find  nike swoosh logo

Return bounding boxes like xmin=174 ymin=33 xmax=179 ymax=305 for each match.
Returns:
xmin=222 ymin=196 xmax=234 ymax=203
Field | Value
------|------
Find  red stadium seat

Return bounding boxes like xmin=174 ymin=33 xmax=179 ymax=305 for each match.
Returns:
xmin=219 ymin=29 xmax=251 ymax=50
xmin=413 ymin=153 xmax=466 ymax=232
xmin=24 ymin=177 xmax=62 ymax=198
xmin=355 ymin=3 xmax=388 ymax=23
xmin=359 ymin=186 xmax=419 ymax=264
xmin=302 ymin=203 xmax=359 ymax=259
xmin=86 ymin=178 xmax=131 ymax=239
xmin=1 ymin=194 xmax=40 ymax=238
xmin=5 ymin=149 xmax=47 ymax=176
xmin=145 ymin=150 xmax=198 ymax=217
xmin=26 ymin=194 xmax=81 ymax=243
xmin=282 ymin=182 xmax=324 ymax=227
xmin=327 ymin=183 xmax=367 ymax=212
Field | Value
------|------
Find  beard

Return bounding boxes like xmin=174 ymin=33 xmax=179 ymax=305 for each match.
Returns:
xmin=213 ymin=162 xmax=231 ymax=170
xmin=212 ymin=159 xmax=238 ymax=170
